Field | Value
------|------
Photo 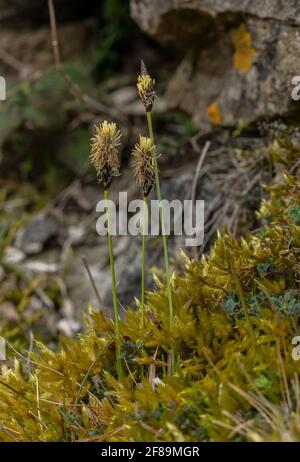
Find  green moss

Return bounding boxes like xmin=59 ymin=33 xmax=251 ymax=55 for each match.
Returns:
xmin=0 ymin=158 xmax=299 ymax=442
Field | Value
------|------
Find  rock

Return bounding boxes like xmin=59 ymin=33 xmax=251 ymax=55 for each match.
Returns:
xmin=108 ymin=86 xmax=169 ymax=116
xmin=61 ymin=298 xmax=75 ymax=319
xmin=67 ymin=225 xmax=86 ymax=246
xmin=3 ymin=246 xmax=25 ymax=264
xmin=15 ymin=211 xmax=63 ymax=255
xmin=131 ymin=0 xmax=300 ymax=128
xmin=24 ymin=261 xmax=59 ymax=274
xmin=0 ymin=302 xmax=20 ymax=322
xmin=57 ymin=318 xmax=81 ymax=337
xmin=64 ymin=244 xmax=109 ymax=314
xmin=109 ymin=86 xmax=138 ymax=109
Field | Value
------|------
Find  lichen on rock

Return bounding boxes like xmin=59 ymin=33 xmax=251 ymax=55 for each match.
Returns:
xmin=131 ymin=0 xmax=300 ymax=128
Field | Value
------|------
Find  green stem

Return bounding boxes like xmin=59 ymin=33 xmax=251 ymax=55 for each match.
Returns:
xmin=141 ymin=196 xmax=147 ymax=329
xmin=146 ymin=111 xmax=174 ymax=373
xmin=140 ymin=197 xmax=147 ymax=381
xmin=104 ymin=189 xmax=123 ymax=380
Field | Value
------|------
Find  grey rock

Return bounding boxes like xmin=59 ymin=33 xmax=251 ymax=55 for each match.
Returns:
xmin=57 ymin=318 xmax=81 ymax=338
xmin=3 ymin=246 xmax=25 ymax=264
xmin=131 ymin=0 xmax=300 ymax=128
xmin=24 ymin=261 xmax=59 ymax=274
xmin=0 ymin=302 xmax=20 ymax=322
xmin=15 ymin=211 xmax=63 ymax=255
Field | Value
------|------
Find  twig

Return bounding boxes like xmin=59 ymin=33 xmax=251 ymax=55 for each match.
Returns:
xmin=74 ymin=336 xmax=113 ymax=409
xmin=148 ymin=346 xmax=159 ymax=390
xmin=190 ymin=141 xmax=211 ymax=258
xmin=190 ymin=140 xmax=211 ymax=205
xmin=82 ymin=256 xmax=103 ymax=307
xmin=27 ymin=330 xmax=34 ymax=374
xmin=34 ymin=375 xmax=43 ymax=431
xmin=124 ymin=358 xmax=137 ymax=385
xmin=47 ymin=0 xmax=124 ymax=121
xmin=0 ymin=48 xmax=29 ymax=78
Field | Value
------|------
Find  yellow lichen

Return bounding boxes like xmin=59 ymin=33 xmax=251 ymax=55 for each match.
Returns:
xmin=207 ymin=102 xmax=222 ymax=125
xmin=231 ymin=24 xmax=255 ymax=73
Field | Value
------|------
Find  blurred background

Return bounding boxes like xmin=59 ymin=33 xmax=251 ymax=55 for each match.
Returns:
xmin=0 ymin=0 xmax=298 ymax=347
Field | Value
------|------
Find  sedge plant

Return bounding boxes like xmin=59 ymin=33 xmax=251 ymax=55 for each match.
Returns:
xmin=132 ymin=136 xmax=155 ymax=379
xmin=90 ymin=121 xmax=123 ymax=380
xmin=132 ymin=137 xmax=155 ymax=323
xmin=137 ymin=61 xmax=175 ymax=373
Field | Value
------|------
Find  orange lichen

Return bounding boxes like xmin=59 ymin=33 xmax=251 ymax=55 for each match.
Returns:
xmin=231 ymin=24 xmax=255 ymax=73
xmin=207 ymin=102 xmax=222 ymax=125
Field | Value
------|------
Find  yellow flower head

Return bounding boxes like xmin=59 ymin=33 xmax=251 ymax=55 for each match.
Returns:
xmin=90 ymin=121 xmax=122 ymax=189
xmin=132 ymin=136 xmax=155 ymax=197
xmin=137 ymin=61 xmax=156 ymax=112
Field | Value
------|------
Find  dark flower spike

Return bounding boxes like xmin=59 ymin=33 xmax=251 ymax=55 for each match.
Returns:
xmin=132 ymin=136 xmax=155 ymax=197
xmin=90 ymin=121 xmax=121 ymax=190
xmin=137 ymin=60 xmax=156 ymax=112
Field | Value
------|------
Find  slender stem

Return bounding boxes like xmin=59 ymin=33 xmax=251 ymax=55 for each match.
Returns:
xmin=228 ymin=256 xmax=254 ymax=343
xmin=146 ymin=111 xmax=174 ymax=373
xmin=104 ymin=189 xmax=123 ymax=380
xmin=141 ymin=196 xmax=147 ymax=329
xmin=140 ymin=197 xmax=147 ymax=381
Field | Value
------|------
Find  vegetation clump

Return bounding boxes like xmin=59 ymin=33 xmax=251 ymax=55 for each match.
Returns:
xmin=0 ymin=157 xmax=299 ymax=442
